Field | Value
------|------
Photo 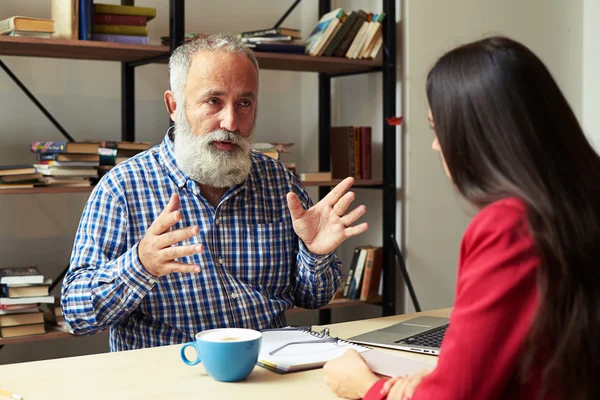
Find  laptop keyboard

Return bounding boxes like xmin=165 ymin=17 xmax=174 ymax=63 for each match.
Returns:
xmin=394 ymin=324 xmax=449 ymax=348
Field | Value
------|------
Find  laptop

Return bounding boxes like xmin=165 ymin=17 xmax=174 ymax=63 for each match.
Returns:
xmin=347 ymin=316 xmax=449 ymax=356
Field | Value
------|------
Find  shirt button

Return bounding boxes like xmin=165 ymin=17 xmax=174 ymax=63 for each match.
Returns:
xmin=316 ymin=259 xmax=323 ymax=265
xmin=231 ymin=293 xmax=238 ymax=299
xmin=149 ymin=278 xmax=157 ymax=285
xmin=215 ymin=218 xmax=219 ymax=225
xmin=218 ymin=257 xmax=224 ymax=265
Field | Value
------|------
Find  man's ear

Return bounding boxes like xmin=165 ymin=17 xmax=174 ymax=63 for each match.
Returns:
xmin=164 ymin=90 xmax=177 ymax=122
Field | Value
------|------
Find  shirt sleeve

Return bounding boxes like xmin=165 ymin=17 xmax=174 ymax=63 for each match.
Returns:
xmin=61 ymin=181 xmax=158 ymax=335
xmin=289 ymin=176 xmax=343 ymax=309
xmin=363 ymin=379 xmax=388 ymax=400
xmin=411 ymin=203 xmax=539 ymax=399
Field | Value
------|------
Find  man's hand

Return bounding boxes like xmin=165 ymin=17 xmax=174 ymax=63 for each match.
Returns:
xmin=323 ymin=349 xmax=380 ymax=399
xmin=286 ymin=177 xmax=367 ymax=255
xmin=138 ymin=194 xmax=204 ymax=277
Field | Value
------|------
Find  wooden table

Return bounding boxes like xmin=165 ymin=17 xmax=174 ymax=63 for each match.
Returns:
xmin=0 ymin=309 xmax=451 ymax=400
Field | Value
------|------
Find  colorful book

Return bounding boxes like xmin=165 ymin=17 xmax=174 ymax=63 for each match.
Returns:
xmin=304 ymin=8 xmax=345 ymax=55
xmin=93 ymin=13 xmax=147 ymax=26
xmin=93 ymin=4 xmax=156 ymax=21
xmin=92 ymin=33 xmax=148 ymax=44
xmin=30 ymin=141 xmax=99 ymax=154
xmin=92 ymin=24 xmax=147 ymax=36
xmin=79 ymin=0 xmax=93 ymax=40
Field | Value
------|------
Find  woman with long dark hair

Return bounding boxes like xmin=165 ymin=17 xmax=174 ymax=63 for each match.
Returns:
xmin=323 ymin=36 xmax=600 ymax=400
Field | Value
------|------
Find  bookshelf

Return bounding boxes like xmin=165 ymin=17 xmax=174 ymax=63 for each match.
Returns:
xmin=0 ymin=0 xmax=396 ymax=344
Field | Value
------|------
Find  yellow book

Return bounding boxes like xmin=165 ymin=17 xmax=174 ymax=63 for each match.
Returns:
xmin=93 ymin=4 xmax=156 ymax=21
xmin=93 ymin=24 xmax=148 ymax=36
xmin=0 ymin=16 xmax=54 ymax=35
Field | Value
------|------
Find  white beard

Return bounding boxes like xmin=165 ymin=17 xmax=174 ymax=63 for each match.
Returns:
xmin=173 ymin=108 xmax=253 ymax=188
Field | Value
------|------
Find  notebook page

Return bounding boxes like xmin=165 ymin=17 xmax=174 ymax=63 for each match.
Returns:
xmin=258 ymin=329 xmax=370 ymax=373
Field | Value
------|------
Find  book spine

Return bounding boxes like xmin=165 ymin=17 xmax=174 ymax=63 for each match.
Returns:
xmin=360 ymin=127 xmax=372 ymax=179
xmin=79 ymin=0 xmax=93 ymax=40
xmin=92 ymin=34 xmax=149 ymax=44
xmin=92 ymin=24 xmax=148 ymax=36
xmin=93 ymin=13 xmax=147 ymax=26
xmin=333 ymin=11 xmax=367 ymax=57
xmin=30 ymin=141 xmax=68 ymax=154
xmin=93 ymin=4 xmax=156 ymax=19
xmin=240 ymin=28 xmax=279 ymax=38
xmin=360 ymin=249 xmax=374 ymax=301
xmin=343 ymin=248 xmax=360 ymax=298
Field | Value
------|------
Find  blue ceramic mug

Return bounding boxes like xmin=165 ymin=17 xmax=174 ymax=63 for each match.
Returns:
xmin=180 ymin=328 xmax=262 ymax=382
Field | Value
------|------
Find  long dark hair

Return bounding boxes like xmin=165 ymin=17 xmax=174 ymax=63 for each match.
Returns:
xmin=426 ymin=36 xmax=600 ymax=399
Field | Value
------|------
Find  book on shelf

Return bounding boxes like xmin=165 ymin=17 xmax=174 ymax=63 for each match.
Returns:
xmin=98 ymin=140 xmax=152 ymax=151
xmin=342 ymin=247 xmax=361 ymax=298
xmin=304 ymin=8 xmax=344 ymax=56
xmin=0 ymin=172 xmax=42 ymax=183
xmin=93 ymin=13 xmax=148 ymax=26
xmin=6 ymin=30 xmax=52 ymax=38
xmin=332 ymin=10 xmax=367 ymax=58
xmin=359 ymin=246 xmax=383 ymax=303
xmin=93 ymin=3 xmax=157 ymax=20
xmin=322 ymin=10 xmax=358 ymax=57
xmin=34 ymin=164 xmax=98 ymax=178
xmin=0 ymin=312 xmax=44 ymax=327
xmin=0 ymin=323 xmax=46 ymax=338
xmin=0 ymin=295 xmax=55 ymax=306
xmin=311 ymin=10 xmax=347 ymax=57
xmin=92 ymin=33 xmax=149 ymax=44
xmin=330 ymin=126 xmax=372 ymax=179
xmin=0 ymin=165 xmax=36 ymax=176
xmin=37 ymin=153 xmax=99 ymax=162
xmin=0 ymin=16 xmax=54 ymax=35
xmin=299 ymin=171 xmax=333 ymax=182
xmin=0 ymin=266 xmax=44 ymax=285
xmin=239 ymin=27 xmax=301 ymax=39
xmin=1 ymin=283 xmax=50 ymax=298
xmin=30 ymin=141 xmax=100 ymax=155
xmin=0 ymin=304 xmax=39 ymax=315
xmin=92 ymin=24 xmax=148 ymax=36
xmin=51 ymin=0 xmax=79 ymax=39
xmin=79 ymin=0 xmax=93 ymax=40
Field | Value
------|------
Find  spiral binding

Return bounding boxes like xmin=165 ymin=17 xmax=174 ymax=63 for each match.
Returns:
xmin=298 ymin=327 xmax=371 ymax=350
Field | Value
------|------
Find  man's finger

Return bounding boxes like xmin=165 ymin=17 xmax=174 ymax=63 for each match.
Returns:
xmin=340 ymin=205 xmax=367 ymax=226
xmin=158 ymin=243 xmax=204 ymax=263
xmin=332 ymin=191 xmax=355 ymax=216
xmin=155 ymin=225 xmax=200 ymax=249
xmin=149 ymin=194 xmax=181 ymax=235
xmin=321 ymin=177 xmax=354 ymax=206
xmin=344 ymin=222 xmax=369 ymax=238
xmin=286 ymin=192 xmax=306 ymax=220
xmin=166 ymin=261 xmax=201 ymax=274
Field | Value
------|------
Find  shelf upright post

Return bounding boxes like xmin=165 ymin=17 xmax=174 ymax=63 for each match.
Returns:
xmin=121 ymin=0 xmax=135 ymax=141
xmin=317 ymin=0 xmax=332 ymax=326
xmin=382 ymin=0 xmax=397 ymax=316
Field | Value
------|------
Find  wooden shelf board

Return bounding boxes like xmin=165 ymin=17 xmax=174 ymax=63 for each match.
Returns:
xmin=301 ymin=179 xmax=384 ymax=187
xmin=0 ymin=327 xmax=72 ymax=345
xmin=0 ymin=186 xmax=93 ymax=195
xmin=0 ymin=36 xmax=169 ymax=62
xmin=254 ymin=52 xmax=382 ymax=74
xmin=0 ymin=37 xmax=381 ymax=74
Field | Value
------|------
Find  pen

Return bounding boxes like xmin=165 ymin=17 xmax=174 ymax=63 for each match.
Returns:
xmin=0 ymin=389 xmax=22 ymax=400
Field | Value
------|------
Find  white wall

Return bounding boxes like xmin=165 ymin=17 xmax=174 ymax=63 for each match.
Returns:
xmin=0 ymin=0 xmax=326 ymax=364
xmin=583 ymin=0 xmax=600 ymax=148
xmin=402 ymin=0 xmax=584 ymax=312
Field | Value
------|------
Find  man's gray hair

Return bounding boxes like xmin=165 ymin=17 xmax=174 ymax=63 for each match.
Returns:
xmin=168 ymin=33 xmax=259 ymax=103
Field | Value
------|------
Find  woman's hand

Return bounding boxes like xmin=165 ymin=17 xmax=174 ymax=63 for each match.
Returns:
xmin=381 ymin=369 xmax=432 ymax=400
xmin=323 ymin=349 xmax=380 ymax=399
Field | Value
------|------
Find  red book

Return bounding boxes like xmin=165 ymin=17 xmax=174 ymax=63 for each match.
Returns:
xmin=93 ymin=13 xmax=147 ymax=26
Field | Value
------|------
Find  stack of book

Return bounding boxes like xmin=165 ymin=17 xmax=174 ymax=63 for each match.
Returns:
xmin=0 ymin=266 xmax=54 ymax=339
xmin=329 ymin=126 xmax=372 ymax=180
xmin=96 ymin=140 xmax=152 ymax=178
xmin=304 ymin=9 xmax=385 ymax=59
xmin=0 ymin=165 xmax=42 ymax=190
xmin=252 ymin=142 xmax=296 ymax=174
xmin=91 ymin=3 xmax=156 ymax=44
xmin=0 ymin=16 xmax=54 ymax=38
xmin=239 ymin=27 xmax=304 ymax=54
xmin=338 ymin=246 xmax=383 ymax=303
xmin=31 ymin=141 xmax=99 ymax=187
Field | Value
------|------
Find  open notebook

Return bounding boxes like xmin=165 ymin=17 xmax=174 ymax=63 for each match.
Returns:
xmin=257 ymin=327 xmax=370 ymax=373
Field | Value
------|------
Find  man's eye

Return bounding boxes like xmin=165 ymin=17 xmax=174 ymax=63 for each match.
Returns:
xmin=207 ymin=99 xmax=219 ymax=105
xmin=239 ymin=100 xmax=251 ymax=107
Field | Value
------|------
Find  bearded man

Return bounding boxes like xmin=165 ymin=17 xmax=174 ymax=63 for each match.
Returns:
xmin=62 ymin=33 xmax=368 ymax=351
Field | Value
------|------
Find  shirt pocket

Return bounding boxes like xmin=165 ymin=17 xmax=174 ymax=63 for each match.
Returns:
xmin=242 ymin=221 xmax=296 ymax=294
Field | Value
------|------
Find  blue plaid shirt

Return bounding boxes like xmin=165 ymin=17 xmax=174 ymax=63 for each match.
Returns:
xmin=61 ymin=132 xmax=342 ymax=351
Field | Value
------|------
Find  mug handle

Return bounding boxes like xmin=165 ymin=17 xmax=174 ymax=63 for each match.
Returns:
xmin=180 ymin=342 xmax=201 ymax=366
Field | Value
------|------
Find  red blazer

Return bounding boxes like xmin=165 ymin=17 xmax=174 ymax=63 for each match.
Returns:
xmin=365 ymin=198 xmax=541 ymax=400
